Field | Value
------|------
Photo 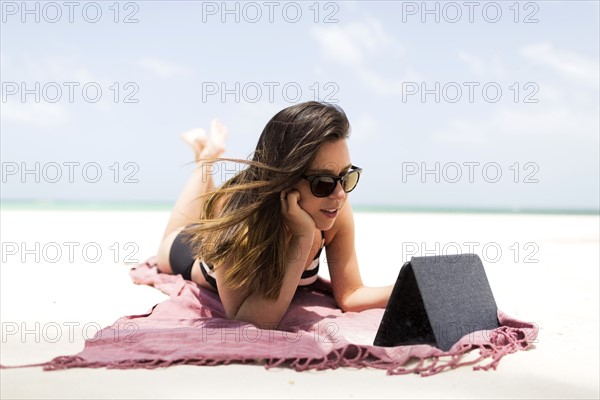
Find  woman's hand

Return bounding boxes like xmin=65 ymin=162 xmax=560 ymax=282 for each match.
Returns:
xmin=280 ymin=190 xmax=315 ymax=238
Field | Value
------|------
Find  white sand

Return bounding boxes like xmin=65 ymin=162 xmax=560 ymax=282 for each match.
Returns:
xmin=1 ymin=209 xmax=598 ymax=399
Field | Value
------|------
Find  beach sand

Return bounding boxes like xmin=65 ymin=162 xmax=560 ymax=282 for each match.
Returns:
xmin=1 ymin=209 xmax=598 ymax=399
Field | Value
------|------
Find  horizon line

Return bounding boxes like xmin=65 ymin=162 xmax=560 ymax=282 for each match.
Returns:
xmin=1 ymin=199 xmax=598 ymax=215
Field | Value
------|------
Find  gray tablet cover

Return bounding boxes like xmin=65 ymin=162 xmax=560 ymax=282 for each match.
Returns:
xmin=373 ymin=253 xmax=500 ymax=351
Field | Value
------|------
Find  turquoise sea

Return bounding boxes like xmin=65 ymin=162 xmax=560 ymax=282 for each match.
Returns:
xmin=1 ymin=200 xmax=597 ymax=215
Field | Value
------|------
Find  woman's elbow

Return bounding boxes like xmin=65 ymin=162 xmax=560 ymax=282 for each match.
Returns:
xmin=336 ymin=286 xmax=367 ymax=312
xmin=336 ymin=296 xmax=355 ymax=312
xmin=338 ymin=302 xmax=363 ymax=313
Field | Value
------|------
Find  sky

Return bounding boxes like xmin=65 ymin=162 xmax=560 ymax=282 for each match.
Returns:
xmin=1 ymin=0 xmax=599 ymax=211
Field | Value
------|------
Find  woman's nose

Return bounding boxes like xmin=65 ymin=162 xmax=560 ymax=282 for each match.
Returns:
xmin=329 ymin=181 xmax=346 ymax=200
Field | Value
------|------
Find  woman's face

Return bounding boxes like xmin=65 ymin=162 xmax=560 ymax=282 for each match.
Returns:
xmin=293 ymin=139 xmax=353 ymax=231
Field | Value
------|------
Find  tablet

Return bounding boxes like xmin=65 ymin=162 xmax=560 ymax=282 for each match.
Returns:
xmin=373 ymin=253 xmax=500 ymax=351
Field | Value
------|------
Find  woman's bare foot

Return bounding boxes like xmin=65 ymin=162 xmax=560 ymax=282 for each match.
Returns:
xmin=180 ymin=127 xmax=208 ymax=161
xmin=207 ymin=119 xmax=227 ymax=157
xmin=180 ymin=119 xmax=228 ymax=162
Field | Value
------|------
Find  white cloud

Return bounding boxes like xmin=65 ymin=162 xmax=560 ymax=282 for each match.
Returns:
xmin=459 ymin=52 xmax=484 ymax=75
xmin=311 ymin=18 xmax=397 ymax=65
xmin=431 ymin=118 xmax=487 ymax=145
xmin=1 ymin=102 xmax=70 ymax=127
xmin=311 ymin=18 xmax=420 ymax=96
xmin=520 ymin=43 xmax=599 ymax=86
xmin=138 ymin=58 xmax=194 ymax=79
xmin=355 ymin=66 xmax=423 ymax=96
xmin=1 ymin=53 xmax=96 ymax=83
xmin=347 ymin=19 xmax=396 ymax=54
xmin=439 ymin=44 xmax=599 ymax=148
xmin=311 ymin=25 xmax=364 ymax=65
xmin=1 ymin=55 xmax=116 ymax=114
xmin=432 ymin=106 xmax=598 ymax=145
xmin=458 ymin=52 xmax=506 ymax=78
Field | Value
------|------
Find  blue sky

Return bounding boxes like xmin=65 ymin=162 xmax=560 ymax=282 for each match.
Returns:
xmin=1 ymin=0 xmax=599 ymax=210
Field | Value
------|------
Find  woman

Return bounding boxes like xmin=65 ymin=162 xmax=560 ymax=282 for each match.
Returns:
xmin=156 ymin=101 xmax=393 ymax=329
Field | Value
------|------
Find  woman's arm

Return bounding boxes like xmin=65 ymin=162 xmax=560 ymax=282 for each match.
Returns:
xmin=225 ymin=234 xmax=314 ymax=329
xmin=326 ymin=202 xmax=393 ymax=312
xmin=215 ymin=189 xmax=316 ymax=329
xmin=337 ymin=283 xmax=394 ymax=312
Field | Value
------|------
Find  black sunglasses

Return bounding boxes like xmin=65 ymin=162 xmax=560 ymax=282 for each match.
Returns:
xmin=303 ymin=165 xmax=362 ymax=197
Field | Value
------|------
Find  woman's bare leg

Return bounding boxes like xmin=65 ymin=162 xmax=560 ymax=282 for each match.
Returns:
xmin=156 ymin=120 xmax=227 ymax=273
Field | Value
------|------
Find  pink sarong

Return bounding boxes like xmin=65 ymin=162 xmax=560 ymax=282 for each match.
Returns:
xmin=1 ymin=257 xmax=538 ymax=376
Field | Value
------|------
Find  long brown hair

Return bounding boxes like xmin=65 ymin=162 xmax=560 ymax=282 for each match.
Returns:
xmin=188 ymin=101 xmax=350 ymax=299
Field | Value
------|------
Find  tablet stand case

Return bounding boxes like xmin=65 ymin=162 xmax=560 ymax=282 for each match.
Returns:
xmin=373 ymin=253 xmax=500 ymax=351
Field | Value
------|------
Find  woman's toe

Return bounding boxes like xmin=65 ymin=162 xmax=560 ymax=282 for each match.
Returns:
xmin=208 ymin=119 xmax=227 ymax=155
xmin=181 ymin=128 xmax=207 ymax=146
